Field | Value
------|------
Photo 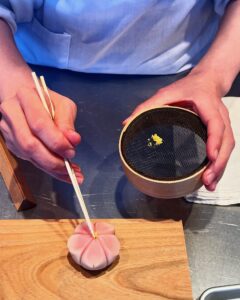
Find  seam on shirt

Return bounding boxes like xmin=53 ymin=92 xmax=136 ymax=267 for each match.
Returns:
xmin=66 ymin=33 xmax=72 ymax=69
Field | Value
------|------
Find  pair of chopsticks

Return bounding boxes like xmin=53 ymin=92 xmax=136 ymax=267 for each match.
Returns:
xmin=31 ymin=72 xmax=95 ymax=238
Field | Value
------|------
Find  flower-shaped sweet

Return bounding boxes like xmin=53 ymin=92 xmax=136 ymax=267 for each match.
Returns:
xmin=67 ymin=222 xmax=120 ymax=271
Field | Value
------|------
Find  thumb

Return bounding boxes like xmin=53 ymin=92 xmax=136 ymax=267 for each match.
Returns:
xmin=123 ymin=88 xmax=182 ymax=126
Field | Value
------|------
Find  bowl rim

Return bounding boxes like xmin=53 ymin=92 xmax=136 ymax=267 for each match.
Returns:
xmin=119 ymin=105 xmax=209 ymax=184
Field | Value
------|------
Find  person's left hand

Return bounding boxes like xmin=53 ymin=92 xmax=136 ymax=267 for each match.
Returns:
xmin=123 ymin=71 xmax=235 ymax=191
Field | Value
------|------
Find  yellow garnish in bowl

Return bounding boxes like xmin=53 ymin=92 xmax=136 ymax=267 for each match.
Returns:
xmin=147 ymin=133 xmax=163 ymax=147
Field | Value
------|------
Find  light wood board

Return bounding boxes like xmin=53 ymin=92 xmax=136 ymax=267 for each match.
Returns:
xmin=0 ymin=219 xmax=192 ymax=300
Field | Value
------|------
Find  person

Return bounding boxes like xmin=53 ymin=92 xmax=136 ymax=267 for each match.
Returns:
xmin=0 ymin=1 xmax=239 ymax=191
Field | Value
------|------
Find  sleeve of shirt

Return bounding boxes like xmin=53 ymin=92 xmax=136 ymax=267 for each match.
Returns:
xmin=214 ymin=0 xmax=233 ymax=16
xmin=0 ymin=0 xmax=43 ymax=33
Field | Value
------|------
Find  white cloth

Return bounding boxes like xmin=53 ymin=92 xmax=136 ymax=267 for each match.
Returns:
xmin=186 ymin=97 xmax=240 ymax=205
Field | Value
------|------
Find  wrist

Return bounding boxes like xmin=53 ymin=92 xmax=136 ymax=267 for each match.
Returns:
xmin=190 ymin=64 xmax=233 ymax=97
xmin=0 ymin=65 xmax=34 ymax=102
xmin=0 ymin=19 xmax=35 ymax=102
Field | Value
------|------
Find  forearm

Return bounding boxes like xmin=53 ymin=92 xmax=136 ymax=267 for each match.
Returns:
xmin=0 ymin=18 xmax=33 ymax=102
xmin=191 ymin=0 xmax=240 ymax=96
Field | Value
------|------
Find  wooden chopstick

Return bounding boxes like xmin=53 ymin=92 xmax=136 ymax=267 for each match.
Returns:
xmin=39 ymin=76 xmax=55 ymax=118
xmin=32 ymin=72 xmax=51 ymax=116
xmin=32 ymin=72 xmax=95 ymax=238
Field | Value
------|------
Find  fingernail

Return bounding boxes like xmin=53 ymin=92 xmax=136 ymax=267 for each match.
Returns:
xmin=74 ymin=171 xmax=82 ymax=177
xmin=206 ymin=172 xmax=215 ymax=185
xmin=65 ymin=149 xmax=75 ymax=159
xmin=77 ymin=176 xmax=84 ymax=184
xmin=73 ymin=168 xmax=82 ymax=174
xmin=209 ymin=182 xmax=217 ymax=191
xmin=68 ymin=130 xmax=80 ymax=138
xmin=212 ymin=182 xmax=217 ymax=190
xmin=73 ymin=166 xmax=81 ymax=172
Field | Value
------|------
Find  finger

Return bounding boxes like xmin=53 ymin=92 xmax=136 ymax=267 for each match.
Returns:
xmin=123 ymin=98 xmax=160 ymax=125
xmin=71 ymin=165 xmax=83 ymax=176
xmin=55 ymin=173 xmax=84 ymax=184
xmin=206 ymin=115 xmax=225 ymax=162
xmin=2 ymin=134 xmax=32 ymax=161
xmin=30 ymin=160 xmax=70 ymax=182
xmin=0 ymin=119 xmax=12 ymax=138
xmin=203 ymin=108 xmax=235 ymax=187
xmin=0 ymin=117 xmax=28 ymax=159
xmin=68 ymin=162 xmax=84 ymax=183
xmin=70 ymin=172 xmax=84 ymax=184
xmin=30 ymin=158 xmax=84 ymax=184
xmin=4 ymin=140 xmax=26 ymax=160
xmin=1 ymin=98 xmax=68 ymax=174
xmin=212 ymin=106 xmax=235 ymax=177
xmin=123 ymin=88 xmax=187 ymax=125
xmin=48 ymin=165 xmax=84 ymax=184
xmin=194 ymin=102 xmax=225 ymax=162
xmin=203 ymin=128 xmax=234 ymax=185
xmin=71 ymin=162 xmax=81 ymax=171
xmin=17 ymin=87 xmax=75 ymax=159
xmin=205 ymin=181 xmax=217 ymax=192
xmin=64 ymin=129 xmax=81 ymax=147
xmin=50 ymin=91 xmax=81 ymax=147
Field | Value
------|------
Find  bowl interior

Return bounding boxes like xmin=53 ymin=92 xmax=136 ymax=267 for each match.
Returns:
xmin=121 ymin=107 xmax=208 ymax=181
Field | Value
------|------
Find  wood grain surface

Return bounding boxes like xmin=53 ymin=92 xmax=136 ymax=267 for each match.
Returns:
xmin=0 ymin=134 xmax=36 ymax=210
xmin=0 ymin=219 xmax=192 ymax=300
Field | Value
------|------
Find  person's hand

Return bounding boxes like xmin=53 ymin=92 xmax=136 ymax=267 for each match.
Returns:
xmin=0 ymin=85 xmax=83 ymax=183
xmin=123 ymin=71 xmax=235 ymax=191
xmin=0 ymin=20 xmax=83 ymax=184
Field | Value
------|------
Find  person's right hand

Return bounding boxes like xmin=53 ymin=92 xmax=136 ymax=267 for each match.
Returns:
xmin=0 ymin=85 xmax=84 ymax=183
xmin=123 ymin=70 xmax=235 ymax=191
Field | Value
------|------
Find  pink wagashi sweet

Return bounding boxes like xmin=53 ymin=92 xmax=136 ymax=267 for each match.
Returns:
xmin=67 ymin=222 xmax=120 ymax=271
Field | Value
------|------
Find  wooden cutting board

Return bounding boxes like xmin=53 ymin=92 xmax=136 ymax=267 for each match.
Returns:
xmin=0 ymin=219 xmax=192 ymax=300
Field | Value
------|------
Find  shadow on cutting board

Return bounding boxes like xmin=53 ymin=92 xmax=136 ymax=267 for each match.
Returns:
xmin=67 ymin=253 xmax=120 ymax=278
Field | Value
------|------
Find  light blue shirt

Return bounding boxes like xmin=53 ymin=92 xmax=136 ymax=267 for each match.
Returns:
xmin=0 ymin=0 xmax=231 ymax=74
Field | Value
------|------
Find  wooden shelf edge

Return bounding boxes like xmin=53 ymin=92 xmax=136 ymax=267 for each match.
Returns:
xmin=0 ymin=134 xmax=36 ymax=211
